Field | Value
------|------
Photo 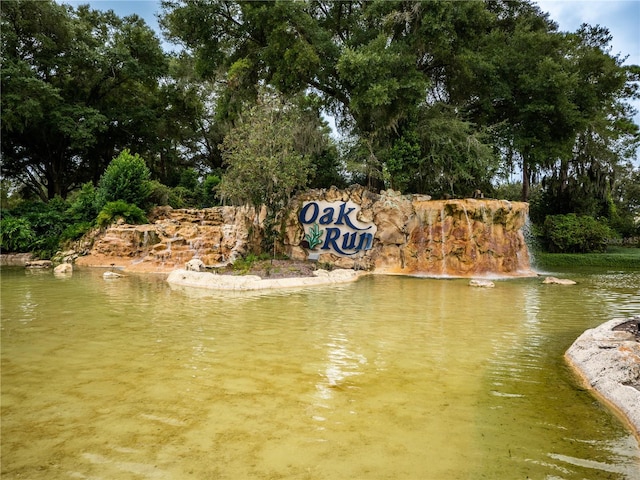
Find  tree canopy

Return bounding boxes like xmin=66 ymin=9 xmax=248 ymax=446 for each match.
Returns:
xmin=1 ymin=0 xmax=167 ymax=200
xmin=1 ymin=0 xmax=638 ymax=241
xmin=159 ymin=0 xmax=638 ymax=200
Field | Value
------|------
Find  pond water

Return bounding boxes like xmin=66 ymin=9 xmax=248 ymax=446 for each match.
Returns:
xmin=1 ymin=266 xmax=639 ymax=479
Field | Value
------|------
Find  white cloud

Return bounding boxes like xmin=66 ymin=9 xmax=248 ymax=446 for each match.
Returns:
xmin=536 ymin=1 xmax=639 ymax=64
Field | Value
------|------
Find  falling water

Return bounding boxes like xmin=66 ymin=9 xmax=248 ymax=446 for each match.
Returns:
xmin=460 ymin=203 xmax=473 ymax=239
xmin=397 ymin=199 xmax=535 ymax=278
xmin=439 ymin=206 xmax=447 ymax=276
xmin=521 ymin=215 xmax=538 ymax=272
xmin=423 ymin=209 xmax=435 ymax=269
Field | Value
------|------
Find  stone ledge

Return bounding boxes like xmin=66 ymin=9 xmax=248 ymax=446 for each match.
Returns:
xmin=565 ymin=316 xmax=640 ymax=440
xmin=166 ymin=268 xmax=366 ymax=291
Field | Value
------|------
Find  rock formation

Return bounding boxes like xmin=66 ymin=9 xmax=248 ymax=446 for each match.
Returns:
xmin=167 ymin=268 xmax=363 ymax=291
xmin=542 ymin=276 xmax=577 ymax=285
xmin=53 ymin=263 xmax=73 ymax=275
xmin=74 ymin=187 xmax=533 ymax=277
xmin=565 ymin=317 xmax=640 ymax=437
xmin=75 ymin=206 xmax=263 ymax=273
xmin=281 ymin=187 xmax=533 ymax=277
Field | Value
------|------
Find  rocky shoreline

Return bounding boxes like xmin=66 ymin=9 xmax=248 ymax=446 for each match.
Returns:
xmin=565 ymin=316 xmax=640 ymax=440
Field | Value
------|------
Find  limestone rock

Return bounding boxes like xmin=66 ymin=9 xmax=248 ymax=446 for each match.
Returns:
xmin=280 ymin=189 xmax=533 ymax=278
xmin=167 ymin=268 xmax=362 ymax=291
xmin=76 ymin=206 xmax=262 ymax=273
xmin=25 ymin=260 xmax=52 ymax=269
xmin=54 ymin=263 xmax=73 ymax=275
xmin=469 ymin=279 xmax=495 ymax=288
xmin=0 ymin=253 xmax=33 ymax=266
xmin=76 ymin=188 xmax=534 ymax=278
xmin=103 ymin=271 xmax=124 ymax=279
xmin=185 ymin=258 xmax=206 ymax=272
xmin=542 ymin=276 xmax=577 ymax=285
xmin=566 ymin=317 xmax=640 ymax=436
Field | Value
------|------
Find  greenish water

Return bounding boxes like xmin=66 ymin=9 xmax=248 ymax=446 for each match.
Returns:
xmin=1 ymin=266 xmax=639 ymax=479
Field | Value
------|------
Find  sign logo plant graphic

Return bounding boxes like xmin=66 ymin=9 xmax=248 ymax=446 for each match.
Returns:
xmin=304 ymin=223 xmax=324 ymax=250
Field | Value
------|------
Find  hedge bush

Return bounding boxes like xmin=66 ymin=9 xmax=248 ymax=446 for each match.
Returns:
xmin=0 ymin=216 xmax=35 ymax=252
xmin=542 ymin=214 xmax=614 ymax=253
xmin=96 ymin=150 xmax=151 ymax=210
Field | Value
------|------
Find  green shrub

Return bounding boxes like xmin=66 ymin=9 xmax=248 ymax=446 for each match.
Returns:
xmin=542 ymin=214 xmax=614 ymax=253
xmin=96 ymin=150 xmax=152 ymax=210
xmin=67 ymin=182 xmax=99 ymax=222
xmin=2 ymin=195 xmax=96 ymax=257
xmin=60 ymin=221 xmax=93 ymax=242
xmin=179 ymin=168 xmax=199 ymax=191
xmin=491 ymin=182 xmax=522 ymax=201
xmin=197 ymin=174 xmax=221 ymax=207
xmin=8 ymin=198 xmax=70 ymax=257
xmin=96 ymin=201 xmax=148 ymax=228
xmin=147 ymin=180 xmax=172 ymax=207
xmin=0 ymin=215 xmax=35 ymax=252
xmin=171 ymin=186 xmax=195 ymax=208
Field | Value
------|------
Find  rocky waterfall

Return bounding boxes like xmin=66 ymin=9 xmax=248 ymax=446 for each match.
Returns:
xmin=75 ymin=187 xmax=533 ymax=277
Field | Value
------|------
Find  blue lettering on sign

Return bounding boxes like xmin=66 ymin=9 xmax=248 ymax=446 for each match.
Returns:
xmin=319 ymin=207 xmax=334 ymax=225
xmin=299 ymin=202 xmax=319 ymax=223
xmin=335 ymin=203 xmax=369 ymax=230
xmin=299 ymin=201 xmax=376 ymax=257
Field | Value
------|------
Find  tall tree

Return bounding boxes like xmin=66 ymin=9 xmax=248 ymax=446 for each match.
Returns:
xmin=1 ymin=0 xmax=167 ymax=200
xmin=160 ymin=0 xmax=498 ymax=194
xmin=540 ymin=25 xmax=639 ymax=216
xmin=216 ymin=90 xmax=320 ymax=248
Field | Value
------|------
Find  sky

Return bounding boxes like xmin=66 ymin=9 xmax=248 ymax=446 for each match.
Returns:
xmin=60 ymin=0 xmax=640 ymax=162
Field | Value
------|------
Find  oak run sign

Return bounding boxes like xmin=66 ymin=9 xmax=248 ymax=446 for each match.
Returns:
xmin=299 ymin=201 xmax=377 ymax=257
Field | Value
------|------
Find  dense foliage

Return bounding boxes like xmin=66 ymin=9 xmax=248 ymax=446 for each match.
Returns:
xmin=96 ymin=201 xmax=148 ymax=228
xmin=1 ymin=0 xmax=639 ymax=257
xmin=542 ymin=214 xmax=614 ymax=253
xmin=96 ymin=150 xmax=152 ymax=210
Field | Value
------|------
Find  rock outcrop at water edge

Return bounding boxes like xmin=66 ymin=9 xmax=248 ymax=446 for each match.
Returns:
xmin=75 ymin=206 xmax=263 ymax=273
xmin=565 ymin=317 xmax=640 ymax=438
xmin=167 ymin=268 xmax=363 ymax=291
xmin=72 ymin=187 xmax=533 ymax=277
xmin=281 ymin=187 xmax=533 ymax=277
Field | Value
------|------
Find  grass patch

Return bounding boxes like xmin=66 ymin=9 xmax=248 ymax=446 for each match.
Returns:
xmin=533 ymin=246 xmax=640 ymax=268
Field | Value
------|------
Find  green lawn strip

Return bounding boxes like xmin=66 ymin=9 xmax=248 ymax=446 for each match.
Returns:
xmin=533 ymin=247 xmax=640 ymax=268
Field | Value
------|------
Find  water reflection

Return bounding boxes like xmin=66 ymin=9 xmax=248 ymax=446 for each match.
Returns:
xmin=316 ymin=331 xmax=367 ymax=400
xmin=1 ymin=267 xmax=638 ymax=479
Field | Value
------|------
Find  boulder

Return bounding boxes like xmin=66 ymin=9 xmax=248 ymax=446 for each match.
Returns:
xmin=0 ymin=253 xmax=33 ymax=266
xmin=25 ymin=260 xmax=52 ymax=269
xmin=542 ymin=276 xmax=577 ymax=285
xmin=565 ymin=317 xmax=640 ymax=436
xmin=54 ymin=263 xmax=73 ymax=275
xmin=103 ymin=271 xmax=124 ymax=279
xmin=185 ymin=258 xmax=206 ymax=272
xmin=469 ymin=279 xmax=495 ymax=288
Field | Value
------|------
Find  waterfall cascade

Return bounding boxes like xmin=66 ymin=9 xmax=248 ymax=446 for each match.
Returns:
xmin=283 ymin=188 xmax=534 ymax=278
xmin=75 ymin=188 xmax=534 ymax=277
xmin=397 ymin=199 xmax=532 ymax=277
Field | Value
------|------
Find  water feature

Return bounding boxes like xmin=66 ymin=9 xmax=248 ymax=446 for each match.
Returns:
xmin=1 ymin=266 xmax=639 ymax=479
xmin=395 ymin=199 xmax=531 ymax=277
